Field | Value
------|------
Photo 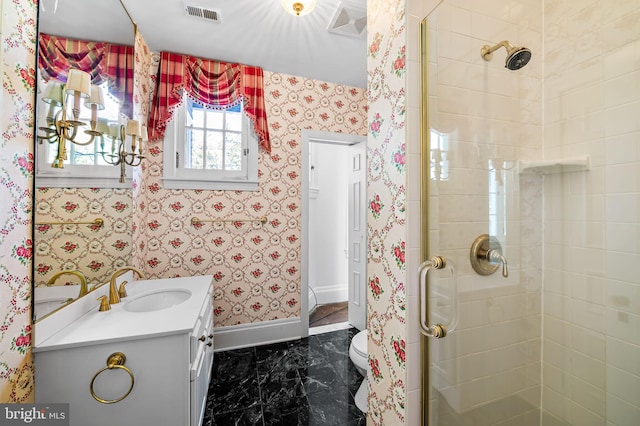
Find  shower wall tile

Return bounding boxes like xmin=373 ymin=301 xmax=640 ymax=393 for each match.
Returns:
xmin=571 ymin=376 xmax=606 ymax=414
xmin=603 ymin=71 xmax=640 ymax=109
xmin=606 ymin=336 xmax=640 ymax=376
xmin=471 ymin=14 xmax=519 ymax=48
xmin=606 ymin=133 xmax=639 ymax=165
xmin=542 ymin=387 xmax=572 ymax=424
xmin=604 ymin=102 xmax=640 ymax=136
xmin=606 ymin=252 xmax=640 ymax=284
xmin=607 ymin=280 xmax=640 ymax=315
xmin=606 ymin=364 xmax=640 ymax=406
xmin=606 ymin=393 xmax=640 ymax=425
xmin=543 ymin=363 xmax=571 ymax=396
xmin=570 ymin=274 xmax=606 ymax=305
xmin=604 ymin=193 xmax=638 ymax=223
xmin=571 ymin=349 xmax=606 ymax=389
xmin=606 ymin=309 xmax=640 ymax=346
xmin=603 ymin=9 xmax=640 ymax=49
xmin=543 ymin=316 xmax=571 ymax=346
xmin=406 ymin=341 xmax=421 ymax=390
xmin=570 ymin=325 xmax=606 ymax=362
xmin=569 ymin=401 xmax=604 ymax=426
xmin=605 ymin=223 xmax=640 ymax=253
xmin=544 ymin=1 xmax=640 ymax=419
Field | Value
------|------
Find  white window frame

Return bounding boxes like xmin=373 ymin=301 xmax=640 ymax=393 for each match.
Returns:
xmin=162 ymin=99 xmax=259 ymax=191
xmin=36 ymin=141 xmax=133 ymax=188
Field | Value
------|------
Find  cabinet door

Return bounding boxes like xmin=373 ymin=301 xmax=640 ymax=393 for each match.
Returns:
xmin=190 ymin=343 xmax=208 ymax=426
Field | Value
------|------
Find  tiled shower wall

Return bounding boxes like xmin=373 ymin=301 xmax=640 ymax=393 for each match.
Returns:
xmin=542 ymin=0 xmax=640 ymax=423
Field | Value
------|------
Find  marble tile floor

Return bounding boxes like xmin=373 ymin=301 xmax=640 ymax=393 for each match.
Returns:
xmin=203 ymin=327 xmax=366 ymax=426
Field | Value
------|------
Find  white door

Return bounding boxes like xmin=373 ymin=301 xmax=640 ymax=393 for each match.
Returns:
xmin=348 ymin=141 xmax=366 ymax=331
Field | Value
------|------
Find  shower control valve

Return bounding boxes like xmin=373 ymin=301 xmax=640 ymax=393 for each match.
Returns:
xmin=487 ymin=249 xmax=509 ymax=278
xmin=470 ymin=234 xmax=509 ymax=278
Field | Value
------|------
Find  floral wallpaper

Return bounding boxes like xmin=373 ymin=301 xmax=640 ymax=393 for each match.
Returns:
xmin=131 ymin=30 xmax=152 ymax=273
xmin=366 ymin=0 xmax=409 ymax=424
xmin=33 ymin=188 xmax=133 ymax=288
xmin=0 ymin=0 xmax=37 ymax=403
xmin=137 ymin=70 xmax=367 ymax=326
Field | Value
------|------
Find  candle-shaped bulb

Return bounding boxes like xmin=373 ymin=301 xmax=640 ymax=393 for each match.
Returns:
xmin=126 ymin=120 xmax=140 ymax=153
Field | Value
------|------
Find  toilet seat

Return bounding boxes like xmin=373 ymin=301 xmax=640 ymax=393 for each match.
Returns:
xmin=351 ymin=330 xmax=367 ymax=357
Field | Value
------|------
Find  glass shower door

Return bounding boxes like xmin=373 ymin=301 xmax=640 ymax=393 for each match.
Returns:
xmin=420 ymin=0 xmax=640 ymax=424
xmin=420 ymin=4 xmax=543 ymax=424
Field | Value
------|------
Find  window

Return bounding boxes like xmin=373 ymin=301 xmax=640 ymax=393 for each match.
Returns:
xmin=36 ymin=79 xmax=131 ymax=188
xmin=163 ymin=95 xmax=258 ymax=191
xmin=430 ymin=129 xmax=449 ymax=182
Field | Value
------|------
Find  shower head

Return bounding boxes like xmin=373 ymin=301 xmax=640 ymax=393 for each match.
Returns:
xmin=481 ymin=40 xmax=531 ymax=70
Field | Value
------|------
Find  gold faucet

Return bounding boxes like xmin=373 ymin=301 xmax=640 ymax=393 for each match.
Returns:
xmin=108 ymin=267 xmax=144 ymax=305
xmin=47 ymin=270 xmax=89 ymax=298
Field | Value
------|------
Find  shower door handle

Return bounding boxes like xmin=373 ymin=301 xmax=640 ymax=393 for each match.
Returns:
xmin=418 ymin=256 xmax=457 ymax=339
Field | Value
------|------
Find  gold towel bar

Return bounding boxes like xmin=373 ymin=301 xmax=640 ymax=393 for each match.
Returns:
xmin=36 ymin=218 xmax=104 ymax=227
xmin=191 ymin=216 xmax=267 ymax=226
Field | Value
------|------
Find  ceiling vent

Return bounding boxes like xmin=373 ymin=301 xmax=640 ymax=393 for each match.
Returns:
xmin=184 ymin=4 xmax=222 ymax=23
xmin=327 ymin=1 xmax=366 ymax=38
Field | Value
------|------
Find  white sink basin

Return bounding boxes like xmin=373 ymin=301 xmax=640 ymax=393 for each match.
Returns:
xmin=123 ymin=289 xmax=192 ymax=313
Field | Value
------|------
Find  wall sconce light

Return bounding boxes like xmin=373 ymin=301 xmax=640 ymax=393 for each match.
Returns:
xmin=97 ymin=119 xmax=147 ymax=183
xmin=281 ymin=0 xmax=317 ymax=16
xmin=37 ymin=69 xmax=105 ymax=168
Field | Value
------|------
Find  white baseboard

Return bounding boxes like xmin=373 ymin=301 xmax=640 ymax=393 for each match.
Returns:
xmin=312 ymin=284 xmax=348 ymax=305
xmin=213 ymin=317 xmax=301 ymax=351
xmin=308 ymin=289 xmax=317 ymax=313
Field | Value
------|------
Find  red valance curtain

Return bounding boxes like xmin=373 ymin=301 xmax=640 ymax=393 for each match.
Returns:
xmin=38 ymin=33 xmax=134 ymax=118
xmin=148 ymin=51 xmax=271 ymax=153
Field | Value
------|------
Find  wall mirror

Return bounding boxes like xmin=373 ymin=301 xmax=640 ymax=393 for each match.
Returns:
xmin=33 ymin=0 xmax=367 ymax=324
xmin=33 ymin=0 xmax=135 ymax=321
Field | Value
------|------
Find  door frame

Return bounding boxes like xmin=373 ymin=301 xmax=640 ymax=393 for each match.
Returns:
xmin=301 ymin=129 xmax=367 ymax=337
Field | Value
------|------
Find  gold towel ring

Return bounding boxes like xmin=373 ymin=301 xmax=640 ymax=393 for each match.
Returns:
xmin=90 ymin=352 xmax=135 ymax=404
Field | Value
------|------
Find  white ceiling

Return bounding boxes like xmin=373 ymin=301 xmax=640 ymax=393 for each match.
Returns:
xmin=39 ymin=0 xmax=367 ymax=88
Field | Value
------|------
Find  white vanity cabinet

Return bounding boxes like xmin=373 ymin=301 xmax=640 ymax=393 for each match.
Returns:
xmin=34 ymin=276 xmax=213 ymax=426
xmin=190 ymin=288 xmax=214 ymax=426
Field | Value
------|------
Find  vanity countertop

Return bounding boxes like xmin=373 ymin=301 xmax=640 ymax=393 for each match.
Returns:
xmin=34 ymin=275 xmax=213 ymax=352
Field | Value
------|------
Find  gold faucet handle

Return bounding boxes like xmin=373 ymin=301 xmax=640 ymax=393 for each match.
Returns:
xmin=118 ymin=281 xmax=129 ymax=298
xmin=97 ymin=295 xmax=110 ymax=312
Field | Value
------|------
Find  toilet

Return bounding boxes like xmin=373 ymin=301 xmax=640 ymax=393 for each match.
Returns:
xmin=349 ymin=329 xmax=368 ymax=413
